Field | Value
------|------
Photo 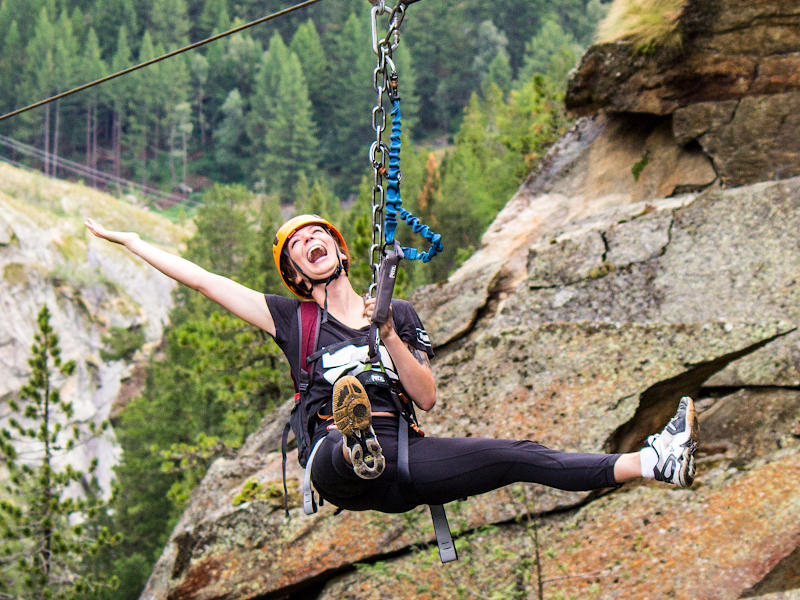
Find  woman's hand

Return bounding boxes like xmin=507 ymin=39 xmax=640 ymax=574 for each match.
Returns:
xmin=84 ymin=218 xmax=139 ymax=246
xmin=362 ymin=296 xmax=395 ymax=340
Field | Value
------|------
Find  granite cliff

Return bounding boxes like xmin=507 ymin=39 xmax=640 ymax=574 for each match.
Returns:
xmin=0 ymin=163 xmax=188 ymax=492
xmin=142 ymin=1 xmax=800 ymax=598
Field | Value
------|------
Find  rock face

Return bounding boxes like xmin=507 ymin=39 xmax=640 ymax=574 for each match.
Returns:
xmin=566 ymin=0 xmax=800 ymax=187
xmin=0 ymin=163 xmax=188 ymax=492
xmin=142 ymin=2 xmax=800 ymax=597
xmin=143 ymin=128 xmax=800 ymax=600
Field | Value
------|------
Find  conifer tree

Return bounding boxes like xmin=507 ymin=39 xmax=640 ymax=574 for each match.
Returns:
xmin=91 ymin=0 xmax=138 ymax=57
xmin=196 ymin=0 xmax=230 ymax=41
xmin=289 ymin=19 xmax=330 ymax=127
xmin=79 ymin=28 xmax=106 ymax=187
xmin=517 ymin=16 xmax=581 ymax=86
xmin=212 ymin=88 xmax=248 ymax=181
xmin=0 ymin=305 xmax=118 ymax=600
xmin=249 ymin=33 xmax=318 ymax=200
xmin=148 ymin=0 xmax=190 ymax=50
xmin=322 ymin=13 xmax=375 ymax=191
xmin=108 ymin=25 xmax=133 ymax=179
xmin=18 ymin=7 xmax=57 ymax=171
xmin=0 ymin=20 xmax=22 ymax=117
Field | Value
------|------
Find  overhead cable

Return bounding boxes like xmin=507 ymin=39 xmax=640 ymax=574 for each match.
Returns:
xmin=0 ymin=0 xmax=322 ymax=122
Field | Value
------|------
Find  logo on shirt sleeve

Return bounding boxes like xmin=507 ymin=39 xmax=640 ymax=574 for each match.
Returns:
xmin=415 ymin=328 xmax=431 ymax=349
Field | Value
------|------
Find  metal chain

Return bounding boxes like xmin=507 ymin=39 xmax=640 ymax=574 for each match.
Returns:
xmin=367 ymin=0 xmax=414 ymax=297
xmin=368 ymin=4 xmax=392 ymax=298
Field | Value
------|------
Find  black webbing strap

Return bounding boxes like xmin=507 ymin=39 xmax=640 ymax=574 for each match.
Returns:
xmin=429 ymin=503 xmax=457 ymax=563
xmin=396 ymin=415 xmax=457 ymax=563
xmin=281 ymin=418 xmax=292 ymax=517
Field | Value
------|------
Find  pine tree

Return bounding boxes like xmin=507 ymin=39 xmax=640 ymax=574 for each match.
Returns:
xmin=0 ymin=306 xmax=118 ymax=600
xmin=108 ymin=25 xmax=133 ymax=179
xmin=249 ymin=33 xmax=318 ymax=200
xmin=79 ymin=28 xmax=106 ymax=188
xmin=18 ymin=7 xmax=57 ymax=172
xmin=0 ymin=20 xmax=22 ymax=117
xmin=289 ymin=19 xmax=330 ymax=127
xmin=517 ymin=16 xmax=581 ymax=86
xmin=91 ymin=0 xmax=138 ymax=57
xmin=212 ymin=88 xmax=248 ymax=181
xmin=148 ymin=0 xmax=190 ymax=50
xmin=196 ymin=0 xmax=230 ymax=41
xmin=320 ymin=12 xmax=376 ymax=192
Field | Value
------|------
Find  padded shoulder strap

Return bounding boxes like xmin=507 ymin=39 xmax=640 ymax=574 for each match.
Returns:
xmin=298 ymin=301 xmax=321 ymax=374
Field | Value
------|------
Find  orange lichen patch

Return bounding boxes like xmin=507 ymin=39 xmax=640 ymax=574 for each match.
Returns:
xmin=316 ymin=451 xmax=800 ymax=600
xmin=537 ymin=452 xmax=800 ymax=599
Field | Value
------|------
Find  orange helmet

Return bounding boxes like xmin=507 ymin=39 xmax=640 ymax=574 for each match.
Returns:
xmin=272 ymin=215 xmax=349 ymax=299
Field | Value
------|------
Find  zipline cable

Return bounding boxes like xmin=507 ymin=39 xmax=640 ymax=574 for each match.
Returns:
xmin=0 ymin=0 xmax=322 ymax=123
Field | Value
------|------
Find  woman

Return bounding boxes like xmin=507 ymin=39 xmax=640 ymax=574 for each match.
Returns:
xmin=85 ymin=214 xmax=698 ymax=514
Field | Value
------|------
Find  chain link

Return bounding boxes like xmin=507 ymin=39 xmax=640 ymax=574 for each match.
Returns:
xmin=369 ymin=16 xmax=392 ymax=297
xmin=368 ymin=2 xmax=409 ymax=297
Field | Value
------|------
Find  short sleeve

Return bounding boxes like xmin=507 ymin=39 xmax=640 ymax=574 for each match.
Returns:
xmin=391 ymin=299 xmax=434 ymax=358
xmin=264 ymin=294 xmax=298 ymax=346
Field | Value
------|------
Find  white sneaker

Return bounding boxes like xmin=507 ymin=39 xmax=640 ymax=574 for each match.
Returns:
xmin=644 ymin=396 xmax=699 ymax=488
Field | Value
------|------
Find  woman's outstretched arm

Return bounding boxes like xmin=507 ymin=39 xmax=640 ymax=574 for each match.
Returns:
xmin=85 ymin=219 xmax=276 ymax=337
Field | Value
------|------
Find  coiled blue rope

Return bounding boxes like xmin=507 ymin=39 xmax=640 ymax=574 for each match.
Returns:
xmin=383 ymin=98 xmax=443 ymax=262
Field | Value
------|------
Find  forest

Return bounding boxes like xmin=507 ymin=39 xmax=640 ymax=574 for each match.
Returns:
xmin=0 ymin=0 xmax=609 ymax=597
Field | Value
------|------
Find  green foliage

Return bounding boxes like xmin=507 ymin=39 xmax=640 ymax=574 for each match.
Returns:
xmin=99 ymin=325 xmax=145 ymax=362
xmin=415 ymin=74 xmax=571 ymax=282
xmin=96 ymin=184 xmax=293 ymax=598
xmin=632 ymin=150 xmax=650 ymax=181
xmin=0 ymin=305 xmax=119 ymax=600
xmin=249 ymin=33 xmax=319 ymax=200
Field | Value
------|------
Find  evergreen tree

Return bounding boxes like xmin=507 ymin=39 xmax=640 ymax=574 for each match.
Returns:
xmin=147 ymin=0 xmax=190 ymax=50
xmin=127 ymin=31 xmax=159 ymax=186
xmin=0 ymin=0 xmax=48 ymax=43
xmin=289 ymin=18 xmax=330 ymax=128
xmin=249 ymin=34 xmax=318 ymax=200
xmin=517 ymin=16 xmax=581 ymax=87
xmin=91 ymin=0 xmax=138 ymax=57
xmin=196 ymin=0 xmax=230 ymax=40
xmin=50 ymin=9 xmax=81 ymax=176
xmin=0 ymin=20 xmax=23 ymax=117
xmin=212 ymin=88 xmax=248 ymax=182
xmin=17 ymin=8 xmax=57 ymax=172
xmin=79 ymin=28 xmax=106 ymax=187
xmin=321 ymin=12 xmax=375 ymax=193
xmin=0 ymin=305 xmax=118 ymax=599
xmin=390 ymin=41 xmax=421 ymax=136
xmin=107 ymin=25 xmax=134 ymax=179
xmin=293 ymin=173 xmax=343 ymax=223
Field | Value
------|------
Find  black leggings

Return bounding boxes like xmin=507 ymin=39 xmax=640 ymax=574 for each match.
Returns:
xmin=311 ymin=417 xmax=620 ymax=513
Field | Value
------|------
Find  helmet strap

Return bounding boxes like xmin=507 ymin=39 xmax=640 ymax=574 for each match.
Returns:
xmin=290 ymin=256 xmax=344 ymax=324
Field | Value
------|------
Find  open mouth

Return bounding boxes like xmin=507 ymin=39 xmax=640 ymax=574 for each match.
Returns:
xmin=307 ymin=243 xmax=328 ymax=263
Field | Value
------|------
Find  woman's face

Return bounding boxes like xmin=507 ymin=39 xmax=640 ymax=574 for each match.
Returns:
xmin=287 ymin=224 xmax=342 ymax=283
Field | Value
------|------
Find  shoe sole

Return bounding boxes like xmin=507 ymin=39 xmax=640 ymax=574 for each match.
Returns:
xmin=332 ymin=376 xmax=385 ymax=479
xmin=676 ymin=396 xmax=699 ymax=487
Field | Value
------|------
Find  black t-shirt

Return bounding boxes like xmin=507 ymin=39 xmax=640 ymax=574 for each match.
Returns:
xmin=265 ymin=294 xmax=433 ymax=433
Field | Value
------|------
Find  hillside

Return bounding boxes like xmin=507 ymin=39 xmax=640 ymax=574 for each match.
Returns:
xmin=0 ymin=162 xmax=190 ymax=491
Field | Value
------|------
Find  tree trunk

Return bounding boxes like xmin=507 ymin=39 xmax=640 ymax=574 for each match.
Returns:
xmin=53 ymin=100 xmax=60 ymax=179
xmin=43 ymin=104 xmax=50 ymax=177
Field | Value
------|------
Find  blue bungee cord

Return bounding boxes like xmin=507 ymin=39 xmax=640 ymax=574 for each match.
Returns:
xmin=383 ymin=77 xmax=442 ymax=263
